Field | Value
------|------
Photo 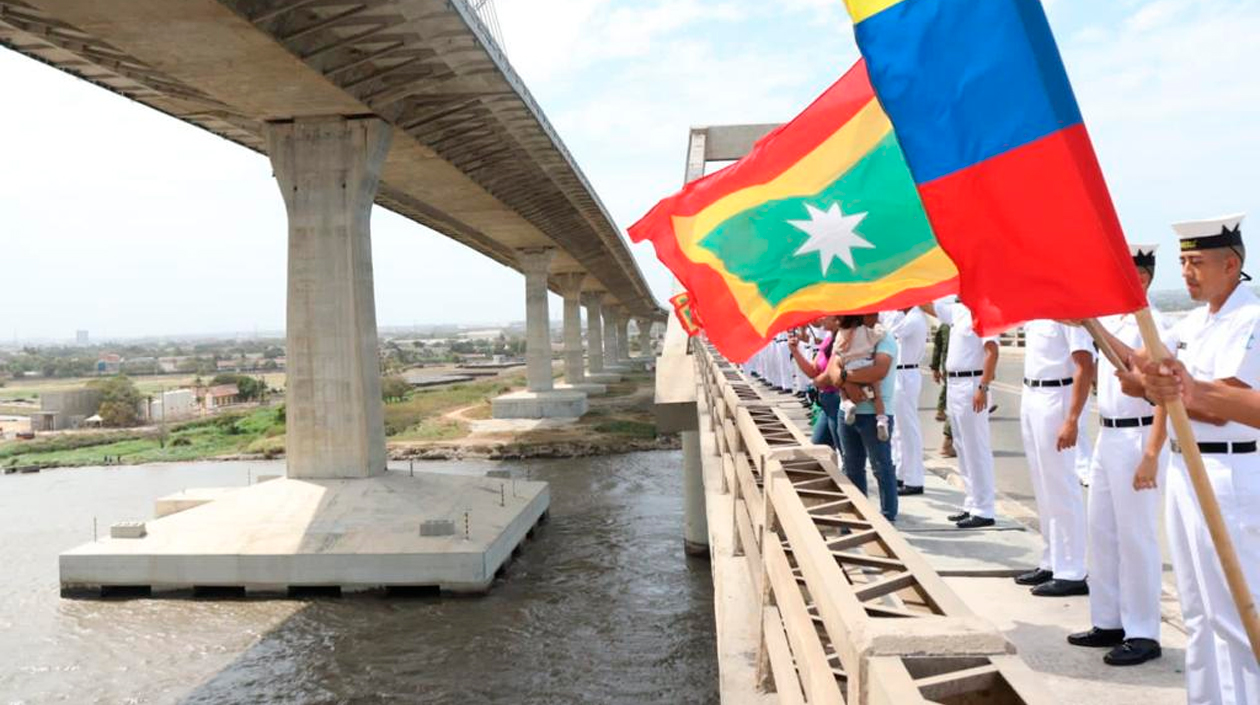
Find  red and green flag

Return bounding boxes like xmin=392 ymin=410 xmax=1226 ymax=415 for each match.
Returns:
xmin=629 ymin=61 xmax=958 ymax=362
xmin=843 ymin=0 xmax=1146 ymax=333
xmin=670 ymin=292 xmax=703 ymax=336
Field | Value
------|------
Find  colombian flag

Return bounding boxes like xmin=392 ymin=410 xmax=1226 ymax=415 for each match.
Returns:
xmin=629 ymin=61 xmax=959 ymax=362
xmin=846 ymin=0 xmax=1146 ymax=335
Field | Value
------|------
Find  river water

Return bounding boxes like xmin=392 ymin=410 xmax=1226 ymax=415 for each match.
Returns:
xmin=0 ymin=453 xmax=718 ymax=704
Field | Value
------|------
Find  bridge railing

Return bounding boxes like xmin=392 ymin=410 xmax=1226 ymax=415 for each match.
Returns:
xmin=693 ymin=341 xmax=1051 ymax=705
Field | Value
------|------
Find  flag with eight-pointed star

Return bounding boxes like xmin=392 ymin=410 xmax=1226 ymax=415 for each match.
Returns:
xmin=628 ymin=59 xmax=958 ymax=362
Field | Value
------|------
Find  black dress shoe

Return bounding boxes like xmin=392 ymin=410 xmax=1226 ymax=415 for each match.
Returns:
xmin=1014 ymin=568 xmax=1054 ymax=586
xmin=1104 ymin=638 xmax=1162 ymax=666
xmin=898 ymin=485 xmax=924 ymax=496
xmin=1067 ymin=627 xmax=1126 ymax=648
xmin=897 ymin=479 xmax=905 ymax=489
xmin=947 ymin=510 xmax=970 ymax=522
xmin=1032 ymin=578 xmax=1089 ymax=597
xmin=955 ymin=515 xmax=995 ymax=529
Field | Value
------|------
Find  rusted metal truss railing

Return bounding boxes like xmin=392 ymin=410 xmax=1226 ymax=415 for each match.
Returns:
xmin=694 ymin=341 xmax=1050 ymax=705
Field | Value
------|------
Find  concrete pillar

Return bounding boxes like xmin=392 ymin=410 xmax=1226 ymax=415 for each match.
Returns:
xmin=602 ymin=298 xmax=620 ymax=367
xmin=518 ymin=248 xmax=555 ymax=393
xmin=582 ymin=292 xmax=605 ymax=373
xmin=553 ymin=273 xmax=587 ymax=384
xmin=682 ymin=428 xmax=709 ymax=555
xmin=615 ymin=310 xmax=631 ymax=363
xmin=636 ymin=318 xmax=654 ymax=358
xmin=265 ymin=116 xmax=391 ymax=480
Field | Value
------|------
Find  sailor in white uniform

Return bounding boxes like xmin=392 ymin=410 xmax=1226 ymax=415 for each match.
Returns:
xmin=1157 ymin=214 xmax=1260 ymax=704
xmin=882 ymin=308 xmax=929 ymax=495
xmin=924 ymin=298 xmax=999 ymax=528
xmin=1067 ymin=245 xmax=1170 ymax=666
xmin=1015 ymin=317 xmax=1095 ymax=597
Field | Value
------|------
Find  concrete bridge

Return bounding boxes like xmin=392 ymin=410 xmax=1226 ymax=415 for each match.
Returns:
xmin=12 ymin=0 xmax=664 ymax=595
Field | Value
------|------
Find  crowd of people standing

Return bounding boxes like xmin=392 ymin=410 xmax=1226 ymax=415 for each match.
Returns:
xmin=738 ymin=213 xmax=1260 ymax=703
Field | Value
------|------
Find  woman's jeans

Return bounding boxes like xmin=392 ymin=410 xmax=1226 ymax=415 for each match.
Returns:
xmin=811 ymin=390 xmax=841 ymax=449
xmin=838 ymin=414 xmax=899 ymax=521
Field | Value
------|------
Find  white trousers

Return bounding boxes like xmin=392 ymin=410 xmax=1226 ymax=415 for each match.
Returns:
xmin=946 ymin=376 xmax=995 ymax=519
xmin=893 ymin=369 xmax=924 ymax=487
xmin=1075 ymin=411 xmax=1093 ymax=484
xmin=1167 ymin=452 xmax=1260 ymax=705
xmin=1087 ymin=425 xmax=1165 ymax=640
xmin=1020 ymin=386 xmax=1087 ymax=580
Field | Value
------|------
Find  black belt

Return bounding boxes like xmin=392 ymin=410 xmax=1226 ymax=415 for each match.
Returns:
xmin=1171 ymin=441 xmax=1258 ymax=455
xmin=1024 ymin=377 xmax=1074 ymax=388
xmin=947 ymin=370 xmax=982 ymax=378
xmin=896 ymin=364 xmax=920 ymax=370
xmin=1101 ymin=416 xmax=1154 ymax=429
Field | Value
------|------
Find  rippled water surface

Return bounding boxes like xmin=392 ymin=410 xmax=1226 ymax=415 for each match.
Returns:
xmin=0 ymin=453 xmax=717 ymax=704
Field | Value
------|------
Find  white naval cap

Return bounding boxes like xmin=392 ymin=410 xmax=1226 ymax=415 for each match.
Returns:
xmin=1172 ymin=213 xmax=1245 ymax=252
xmin=1129 ymin=244 xmax=1158 ymax=270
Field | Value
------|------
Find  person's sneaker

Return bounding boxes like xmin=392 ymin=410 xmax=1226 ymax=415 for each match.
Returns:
xmin=1104 ymin=638 xmax=1162 ymax=666
xmin=898 ymin=485 xmax=924 ymax=496
xmin=842 ymin=400 xmax=858 ymax=426
xmin=1031 ymin=578 xmax=1089 ymax=597
xmin=1014 ymin=568 xmax=1054 ymax=586
xmin=876 ymin=415 xmax=890 ymax=441
xmin=1067 ymin=627 xmax=1126 ymax=648
xmin=955 ymin=515 xmax=995 ymax=529
xmin=947 ymin=510 xmax=971 ymax=522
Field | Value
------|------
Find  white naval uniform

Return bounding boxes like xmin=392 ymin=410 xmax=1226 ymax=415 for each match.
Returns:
xmin=1020 ymin=319 xmax=1094 ymax=582
xmin=1087 ymin=311 xmax=1171 ymax=642
xmin=934 ymin=300 xmax=997 ymax=519
xmin=1167 ymin=285 xmax=1260 ymax=705
xmin=1075 ymin=411 xmax=1094 ymax=485
xmin=884 ymin=309 xmax=929 ymax=487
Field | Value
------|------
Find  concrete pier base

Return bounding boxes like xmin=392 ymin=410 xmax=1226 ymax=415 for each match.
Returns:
xmin=491 ymin=390 xmax=588 ymax=419
xmin=60 ymin=471 xmax=549 ymax=595
xmin=584 ymin=372 xmax=622 ymax=384
xmin=554 ymin=382 xmax=608 ymax=396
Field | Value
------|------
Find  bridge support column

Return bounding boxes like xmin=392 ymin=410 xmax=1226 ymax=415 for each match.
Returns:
xmin=602 ymin=297 xmax=624 ymax=371
xmin=636 ymin=318 xmax=655 ymax=358
xmin=553 ymin=274 xmax=606 ymax=396
xmin=492 ymin=250 xmax=587 ymax=419
xmin=520 ymin=248 xmax=555 ymax=394
xmin=583 ymin=292 xmax=619 ymax=383
xmin=615 ymin=311 xmax=631 ymax=363
xmin=266 ymin=116 xmax=390 ymax=479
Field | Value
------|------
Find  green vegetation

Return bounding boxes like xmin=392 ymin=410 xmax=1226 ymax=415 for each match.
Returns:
xmin=392 ymin=417 xmax=468 ymax=442
xmin=210 ymin=373 xmax=268 ymax=401
xmin=592 ymin=419 xmax=657 ymax=439
xmin=382 ymin=376 xmax=524 ymax=437
xmin=88 ymin=375 xmax=143 ymax=427
xmin=381 ymin=375 xmax=411 ymax=402
xmin=0 ymin=406 xmax=285 ymax=469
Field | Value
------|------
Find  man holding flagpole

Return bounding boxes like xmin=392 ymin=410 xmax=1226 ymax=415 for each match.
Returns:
xmin=1160 ymin=215 xmax=1260 ymax=703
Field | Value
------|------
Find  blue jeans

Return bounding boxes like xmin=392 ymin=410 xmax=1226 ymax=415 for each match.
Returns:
xmin=838 ymin=414 xmax=899 ymax=521
xmin=811 ymin=390 xmax=841 ymax=449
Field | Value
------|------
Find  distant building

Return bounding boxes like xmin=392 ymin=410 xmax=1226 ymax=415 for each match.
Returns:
xmin=147 ymin=389 xmax=197 ymax=422
xmin=76 ymin=330 xmax=89 ymax=345
xmin=97 ymin=353 xmax=122 ymax=375
xmin=203 ymin=384 xmax=241 ymax=410
xmin=39 ymin=388 xmax=104 ymax=430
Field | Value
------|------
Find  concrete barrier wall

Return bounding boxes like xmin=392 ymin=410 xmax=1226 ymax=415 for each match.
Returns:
xmin=692 ymin=342 xmax=1053 ymax=705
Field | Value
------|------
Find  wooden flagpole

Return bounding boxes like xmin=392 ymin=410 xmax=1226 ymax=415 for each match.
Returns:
xmin=1134 ymin=307 xmax=1260 ymax=663
xmin=1081 ymin=318 xmax=1127 ymax=372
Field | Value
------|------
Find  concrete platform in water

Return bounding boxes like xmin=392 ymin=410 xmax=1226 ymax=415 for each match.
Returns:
xmin=59 ymin=470 xmax=549 ymax=596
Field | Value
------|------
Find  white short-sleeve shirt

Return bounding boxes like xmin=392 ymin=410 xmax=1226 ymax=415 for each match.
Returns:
xmin=1096 ymin=310 xmax=1173 ymax=419
xmin=1169 ymin=285 xmax=1260 ymax=443
xmin=933 ymin=298 xmax=998 ymax=373
xmin=884 ymin=308 xmax=928 ymax=367
xmin=1022 ymin=319 xmax=1095 ymax=381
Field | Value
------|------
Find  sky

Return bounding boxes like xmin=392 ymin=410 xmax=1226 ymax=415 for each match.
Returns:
xmin=1 ymin=0 xmax=1257 ymax=341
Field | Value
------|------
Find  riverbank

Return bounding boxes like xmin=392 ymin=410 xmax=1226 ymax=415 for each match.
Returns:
xmin=0 ymin=368 xmax=673 ymax=471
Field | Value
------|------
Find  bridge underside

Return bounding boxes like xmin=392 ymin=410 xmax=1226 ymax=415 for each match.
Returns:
xmin=0 ymin=0 xmax=659 ymax=317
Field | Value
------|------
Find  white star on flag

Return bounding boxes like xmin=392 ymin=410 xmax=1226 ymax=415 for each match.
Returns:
xmin=787 ymin=202 xmax=874 ymax=276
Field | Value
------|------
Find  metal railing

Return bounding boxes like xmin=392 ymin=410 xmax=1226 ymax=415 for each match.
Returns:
xmin=694 ymin=340 xmax=1051 ymax=704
